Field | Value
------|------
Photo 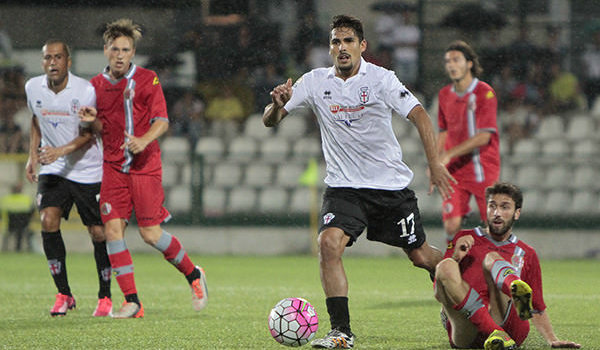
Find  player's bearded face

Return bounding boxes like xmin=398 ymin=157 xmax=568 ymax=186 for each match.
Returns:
xmin=329 ymin=27 xmax=366 ymax=78
xmin=105 ymin=36 xmax=136 ymax=80
xmin=486 ymin=194 xmax=519 ymax=237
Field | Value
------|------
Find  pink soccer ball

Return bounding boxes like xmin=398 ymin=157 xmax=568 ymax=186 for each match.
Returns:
xmin=268 ymin=297 xmax=319 ymax=347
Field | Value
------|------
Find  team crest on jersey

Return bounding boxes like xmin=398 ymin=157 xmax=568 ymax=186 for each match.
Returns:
xmin=468 ymin=99 xmax=476 ymax=112
xmin=511 ymin=255 xmax=524 ymax=271
xmin=359 ymin=86 xmax=369 ymax=103
xmin=443 ymin=203 xmax=453 ymax=214
xmin=124 ymin=88 xmax=135 ymax=100
xmin=101 ymin=202 xmax=112 ymax=216
xmin=153 ymin=76 xmax=160 ymax=85
xmin=36 ymin=193 xmax=42 ymax=208
xmin=323 ymin=212 xmax=335 ymax=225
xmin=70 ymin=99 xmax=80 ymax=114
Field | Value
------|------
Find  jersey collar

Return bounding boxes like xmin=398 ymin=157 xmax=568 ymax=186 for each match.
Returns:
xmin=327 ymin=57 xmax=368 ymax=79
xmin=102 ymin=63 xmax=138 ymax=83
xmin=451 ymin=77 xmax=479 ymax=96
xmin=42 ymin=71 xmax=74 ymax=92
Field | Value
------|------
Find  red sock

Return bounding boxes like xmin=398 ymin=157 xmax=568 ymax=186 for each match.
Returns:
xmin=154 ymin=232 xmax=195 ymax=276
xmin=106 ymin=240 xmax=137 ymax=296
xmin=454 ymin=287 xmax=503 ymax=335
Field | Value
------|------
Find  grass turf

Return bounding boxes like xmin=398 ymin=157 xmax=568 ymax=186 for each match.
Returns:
xmin=1 ymin=253 xmax=596 ymax=349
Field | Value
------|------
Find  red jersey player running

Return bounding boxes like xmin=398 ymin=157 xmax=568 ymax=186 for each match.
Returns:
xmin=437 ymin=41 xmax=500 ymax=244
xmin=79 ymin=18 xmax=207 ymax=318
xmin=434 ymin=182 xmax=581 ymax=349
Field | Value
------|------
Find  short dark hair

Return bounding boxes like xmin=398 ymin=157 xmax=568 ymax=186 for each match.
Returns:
xmin=42 ymin=39 xmax=71 ymax=58
xmin=446 ymin=40 xmax=482 ymax=77
xmin=485 ymin=182 xmax=523 ymax=210
xmin=330 ymin=15 xmax=364 ymax=42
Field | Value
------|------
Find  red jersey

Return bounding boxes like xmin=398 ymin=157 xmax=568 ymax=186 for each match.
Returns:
xmin=444 ymin=228 xmax=547 ymax=314
xmin=91 ymin=64 xmax=168 ymax=174
xmin=438 ymin=79 xmax=500 ymax=183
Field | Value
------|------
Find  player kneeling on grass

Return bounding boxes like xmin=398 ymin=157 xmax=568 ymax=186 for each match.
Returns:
xmin=434 ymin=182 xmax=581 ymax=349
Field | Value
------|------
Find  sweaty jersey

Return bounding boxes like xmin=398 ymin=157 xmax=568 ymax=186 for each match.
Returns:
xmin=284 ymin=57 xmax=420 ymax=190
xmin=25 ymin=72 xmax=102 ymax=184
xmin=438 ymin=79 xmax=500 ymax=183
xmin=91 ymin=64 xmax=168 ymax=174
xmin=445 ymin=227 xmax=547 ymax=314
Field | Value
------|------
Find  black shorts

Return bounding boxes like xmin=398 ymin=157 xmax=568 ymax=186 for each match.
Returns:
xmin=319 ymin=187 xmax=426 ymax=249
xmin=37 ymin=174 xmax=102 ymax=226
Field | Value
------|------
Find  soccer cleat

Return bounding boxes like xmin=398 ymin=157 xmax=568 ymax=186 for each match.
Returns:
xmin=190 ymin=266 xmax=208 ymax=311
xmin=50 ymin=293 xmax=76 ymax=317
xmin=511 ymin=280 xmax=533 ymax=320
xmin=92 ymin=297 xmax=113 ymax=317
xmin=484 ymin=329 xmax=517 ymax=350
xmin=112 ymin=301 xmax=144 ymax=319
xmin=311 ymin=329 xmax=355 ymax=349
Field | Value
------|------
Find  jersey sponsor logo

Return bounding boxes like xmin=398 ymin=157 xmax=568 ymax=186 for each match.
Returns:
xmin=329 ymin=104 xmax=365 ymax=126
xmin=359 ymin=86 xmax=369 ymax=103
xmin=153 ymin=76 xmax=160 ymax=85
xmin=70 ymin=99 xmax=80 ymax=115
xmin=41 ymin=109 xmax=70 ymax=117
xmin=323 ymin=212 xmax=335 ymax=225
xmin=101 ymin=202 xmax=112 ymax=216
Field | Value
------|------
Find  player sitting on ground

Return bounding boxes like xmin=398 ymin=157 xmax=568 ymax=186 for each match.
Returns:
xmin=434 ymin=182 xmax=581 ymax=349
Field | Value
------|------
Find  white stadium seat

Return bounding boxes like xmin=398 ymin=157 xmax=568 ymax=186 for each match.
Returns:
xmin=292 ymin=136 xmax=322 ymax=161
xmin=541 ymin=166 xmax=571 ymax=190
xmin=543 ymin=190 xmax=572 ymax=215
xmin=521 ymin=189 xmax=545 ymax=214
xmin=161 ymin=136 xmax=190 ymax=164
xmin=194 ymin=136 xmax=225 ymax=162
xmin=202 ymin=187 xmax=227 ymax=216
xmin=212 ymin=162 xmax=243 ymax=187
xmin=257 ymin=187 xmax=289 ymax=213
xmin=277 ymin=116 xmax=307 ymax=138
xmin=566 ymin=115 xmax=596 ymax=140
xmin=515 ymin=164 xmax=544 ymax=191
xmin=540 ymin=139 xmax=570 ymax=160
xmin=227 ymin=137 xmax=257 ymax=162
xmin=275 ymin=163 xmax=307 ymax=188
xmin=244 ymin=114 xmax=273 ymax=139
xmin=167 ymin=185 xmax=192 ymax=213
xmin=259 ymin=137 xmax=291 ymax=163
xmin=244 ymin=163 xmax=273 ymax=187
xmin=536 ymin=115 xmax=564 ymax=139
xmin=569 ymin=190 xmax=599 ymax=215
xmin=227 ymin=187 xmax=257 ymax=213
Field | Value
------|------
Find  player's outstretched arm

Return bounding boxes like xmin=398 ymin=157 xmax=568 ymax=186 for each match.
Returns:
xmin=263 ymin=78 xmax=292 ymax=127
xmin=531 ymin=312 xmax=581 ymax=348
xmin=407 ymin=105 xmax=456 ymax=200
xmin=25 ymin=116 xmax=41 ymax=183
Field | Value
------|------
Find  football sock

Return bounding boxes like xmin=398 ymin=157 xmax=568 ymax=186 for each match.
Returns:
xmin=185 ymin=267 xmax=201 ymax=285
xmin=152 ymin=230 xmax=195 ymax=276
xmin=326 ymin=296 xmax=352 ymax=334
xmin=490 ymin=259 xmax=520 ymax=295
xmin=93 ymin=240 xmax=112 ymax=299
xmin=106 ymin=239 xmax=137 ymax=296
xmin=125 ymin=293 xmax=141 ymax=306
xmin=453 ymin=287 xmax=502 ymax=335
xmin=42 ymin=231 xmax=71 ymax=296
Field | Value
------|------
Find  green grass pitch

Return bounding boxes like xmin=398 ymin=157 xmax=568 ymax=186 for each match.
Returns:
xmin=1 ymin=253 xmax=597 ymax=349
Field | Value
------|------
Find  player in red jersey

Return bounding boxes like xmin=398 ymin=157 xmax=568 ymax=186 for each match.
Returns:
xmin=79 ymin=18 xmax=207 ymax=318
xmin=437 ymin=41 xmax=500 ymax=244
xmin=434 ymin=182 xmax=581 ymax=349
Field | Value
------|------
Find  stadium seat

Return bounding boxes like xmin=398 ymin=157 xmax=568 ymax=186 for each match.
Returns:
xmin=244 ymin=114 xmax=273 ymax=139
xmin=511 ymin=139 xmax=541 ymax=163
xmin=162 ymin=163 xmax=180 ymax=187
xmin=536 ymin=115 xmax=565 ymax=140
xmin=289 ymin=187 xmax=315 ymax=213
xmin=72 ymin=50 xmax=108 ymax=79
xmin=0 ymin=162 xmax=20 ymax=185
xmin=277 ymin=116 xmax=307 ymax=138
xmin=415 ymin=191 xmax=442 ymax=216
xmin=13 ymin=49 xmax=45 ymax=77
xmin=167 ymin=185 xmax=192 ymax=213
xmin=292 ymin=136 xmax=322 ymax=161
xmin=540 ymin=139 xmax=570 ymax=161
xmin=572 ymin=139 xmax=597 ymax=161
xmin=500 ymin=163 xmax=516 ymax=182
xmin=515 ymin=164 xmax=544 ymax=191
xmin=227 ymin=137 xmax=257 ymax=162
xmin=227 ymin=187 xmax=257 ymax=213
xmin=175 ymin=51 xmax=196 ymax=88
xmin=275 ymin=162 xmax=307 ymax=188
xmin=161 ymin=136 xmax=190 ymax=164
xmin=244 ymin=163 xmax=274 ymax=187
xmin=543 ymin=190 xmax=572 ymax=215
xmin=541 ymin=165 xmax=571 ymax=190
xmin=212 ymin=162 xmax=243 ymax=187
xmin=202 ymin=187 xmax=227 ymax=216
xmin=570 ymin=165 xmax=597 ymax=191
xmin=259 ymin=137 xmax=291 ymax=163
xmin=521 ymin=189 xmax=545 ymax=215
xmin=566 ymin=115 xmax=596 ymax=140
xmin=181 ymin=164 xmax=192 ymax=185
xmin=194 ymin=136 xmax=225 ymax=162
xmin=569 ymin=190 xmax=599 ymax=215
xmin=257 ymin=187 xmax=289 ymax=213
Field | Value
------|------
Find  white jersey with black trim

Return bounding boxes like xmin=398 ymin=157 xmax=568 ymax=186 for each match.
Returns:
xmin=284 ymin=58 xmax=420 ymax=190
xmin=25 ymin=72 xmax=102 ymax=183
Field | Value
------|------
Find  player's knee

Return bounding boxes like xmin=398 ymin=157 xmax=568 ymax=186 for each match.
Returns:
xmin=435 ymin=258 xmax=459 ymax=284
xmin=40 ymin=213 xmax=60 ymax=232
xmin=317 ymin=230 xmax=344 ymax=260
xmin=483 ymin=251 xmax=502 ymax=272
xmin=88 ymin=225 xmax=105 ymax=242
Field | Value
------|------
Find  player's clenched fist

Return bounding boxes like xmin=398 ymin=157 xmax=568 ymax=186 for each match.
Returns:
xmin=270 ymin=78 xmax=293 ymax=107
xmin=78 ymin=106 xmax=97 ymax=123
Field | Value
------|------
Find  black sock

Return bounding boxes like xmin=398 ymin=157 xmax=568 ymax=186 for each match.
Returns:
xmin=93 ymin=240 xmax=112 ymax=299
xmin=125 ymin=293 xmax=140 ymax=306
xmin=326 ymin=296 xmax=351 ymax=334
xmin=42 ymin=231 xmax=71 ymax=296
xmin=185 ymin=266 xmax=200 ymax=284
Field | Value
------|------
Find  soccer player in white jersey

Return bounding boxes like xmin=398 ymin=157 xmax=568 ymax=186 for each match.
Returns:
xmin=24 ymin=39 xmax=112 ymax=317
xmin=263 ymin=15 xmax=456 ymax=349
